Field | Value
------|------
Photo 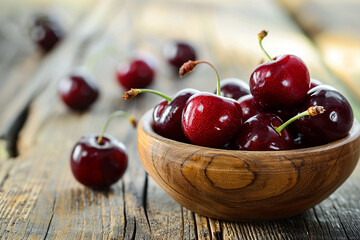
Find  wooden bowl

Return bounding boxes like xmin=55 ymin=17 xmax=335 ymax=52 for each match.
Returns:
xmin=137 ymin=110 xmax=360 ymax=221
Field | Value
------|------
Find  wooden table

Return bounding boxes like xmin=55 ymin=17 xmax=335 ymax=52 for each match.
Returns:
xmin=1 ymin=0 xmax=359 ymax=239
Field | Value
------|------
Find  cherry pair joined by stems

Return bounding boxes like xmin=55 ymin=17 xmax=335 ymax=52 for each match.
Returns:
xmin=70 ymin=111 xmax=136 ymax=189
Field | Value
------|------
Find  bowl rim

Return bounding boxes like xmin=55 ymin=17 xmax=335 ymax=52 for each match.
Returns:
xmin=138 ymin=109 xmax=360 ymax=221
xmin=139 ymin=109 xmax=360 ymax=156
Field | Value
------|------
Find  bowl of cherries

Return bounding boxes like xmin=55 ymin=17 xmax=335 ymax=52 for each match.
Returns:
xmin=127 ymin=31 xmax=360 ymax=221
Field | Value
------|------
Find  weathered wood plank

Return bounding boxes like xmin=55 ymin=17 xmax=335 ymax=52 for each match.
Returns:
xmin=0 ymin=0 xmax=98 ymax=158
xmin=0 ymin=160 xmax=13 ymax=198
xmin=0 ymin=0 xmax=359 ymax=239
xmin=146 ymin=177 xmax=186 ymax=239
xmin=0 ymin=0 xmax=156 ymax=239
xmin=0 ymin=8 xmax=44 ymax=158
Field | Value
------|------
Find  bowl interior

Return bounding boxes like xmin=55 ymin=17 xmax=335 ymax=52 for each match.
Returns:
xmin=141 ymin=109 xmax=360 ymax=158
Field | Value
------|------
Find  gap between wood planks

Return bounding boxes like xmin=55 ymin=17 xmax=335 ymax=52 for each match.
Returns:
xmin=0 ymin=1 xmax=99 ymax=159
xmin=0 ymin=0 xmax=359 ymax=239
xmin=0 ymin=104 xmax=29 ymax=158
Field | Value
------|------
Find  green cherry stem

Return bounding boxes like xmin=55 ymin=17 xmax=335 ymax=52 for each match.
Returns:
xmin=275 ymin=106 xmax=325 ymax=134
xmin=258 ymin=30 xmax=274 ymax=63
xmin=97 ymin=111 xmax=137 ymax=145
xmin=179 ymin=60 xmax=221 ymax=96
xmin=122 ymin=88 xmax=172 ymax=102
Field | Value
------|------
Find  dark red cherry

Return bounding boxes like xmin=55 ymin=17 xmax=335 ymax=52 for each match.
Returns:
xmin=234 ymin=106 xmax=325 ymax=151
xmin=237 ymin=94 xmax=262 ymax=122
xmin=289 ymin=126 xmax=311 ymax=149
xmin=30 ymin=15 xmax=64 ymax=52
xmin=153 ymin=88 xmax=199 ymax=142
xmin=58 ymin=69 xmax=99 ymax=111
xmin=123 ymin=88 xmax=199 ymax=142
xmin=234 ymin=113 xmax=294 ymax=151
xmin=179 ymin=60 xmax=243 ymax=148
xmin=267 ymin=107 xmax=298 ymax=122
xmin=310 ymin=78 xmax=323 ymax=89
xmin=116 ymin=59 xmax=155 ymax=90
xmin=250 ymin=54 xmax=310 ymax=109
xmin=70 ymin=134 xmax=127 ymax=189
xmin=250 ymin=31 xmax=310 ymax=109
xmin=182 ymin=93 xmax=242 ymax=148
xmin=163 ymin=41 xmax=197 ymax=69
xmin=217 ymin=78 xmax=250 ymax=100
xmin=70 ymin=111 xmax=135 ymax=189
xmin=295 ymin=85 xmax=354 ymax=145
xmin=238 ymin=94 xmax=298 ymax=123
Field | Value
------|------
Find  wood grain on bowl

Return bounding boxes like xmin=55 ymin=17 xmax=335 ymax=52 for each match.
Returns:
xmin=138 ymin=110 xmax=360 ymax=221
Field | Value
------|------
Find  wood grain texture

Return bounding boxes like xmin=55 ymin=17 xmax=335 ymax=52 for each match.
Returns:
xmin=0 ymin=0 xmax=98 ymax=157
xmin=138 ymin=110 xmax=360 ymax=221
xmin=0 ymin=0 xmax=359 ymax=238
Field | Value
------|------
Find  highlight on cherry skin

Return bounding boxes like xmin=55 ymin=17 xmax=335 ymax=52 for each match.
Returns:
xmin=237 ymin=94 xmax=261 ymax=122
xmin=70 ymin=111 xmax=136 ymax=189
xmin=30 ymin=14 xmax=64 ymax=52
xmin=310 ymin=78 xmax=323 ymax=89
xmin=123 ymin=88 xmax=199 ymax=142
xmin=163 ymin=41 xmax=197 ymax=70
xmin=233 ymin=106 xmax=325 ymax=151
xmin=217 ymin=78 xmax=250 ymax=100
xmin=58 ymin=68 xmax=99 ymax=111
xmin=179 ymin=60 xmax=243 ymax=148
xmin=249 ymin=30 xmax=310 ymax=109
xmin=116 ymin=58 xmax=155 ymax=90
xmin=121 ymin=31 xmax=354 ymax=152
xmin=295 ymin=85 xmax=354 ymax=146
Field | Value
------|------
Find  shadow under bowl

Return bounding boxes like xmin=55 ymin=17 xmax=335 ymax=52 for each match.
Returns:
xmin=137 ymin=110 xmax=360 ymax=221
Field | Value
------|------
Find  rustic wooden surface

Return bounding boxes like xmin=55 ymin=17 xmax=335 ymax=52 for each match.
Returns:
xmin=0 ymin=0 xmax=359 ymax=239
xmin=138 ymin=111 xmax=360 ymax=221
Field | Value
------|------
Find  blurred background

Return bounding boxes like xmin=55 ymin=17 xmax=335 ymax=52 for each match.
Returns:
xmin=0 ymin=1 xmax=359 ymax=237
xmin=0 ymin=0 xmax=359 ymax=119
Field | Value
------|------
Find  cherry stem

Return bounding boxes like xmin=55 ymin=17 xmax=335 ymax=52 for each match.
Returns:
xmin=258 ymin=30 xmax=274 ymax=63
xmin=275 ymin=106 xmax=325 ymax=134
xmin=123 ymin=88 xmax=172 ymax=102
xmin=179 ymin=60 xmax=221 ymax=96
xmin=97 ymin=111 xmax=137 ymax=145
